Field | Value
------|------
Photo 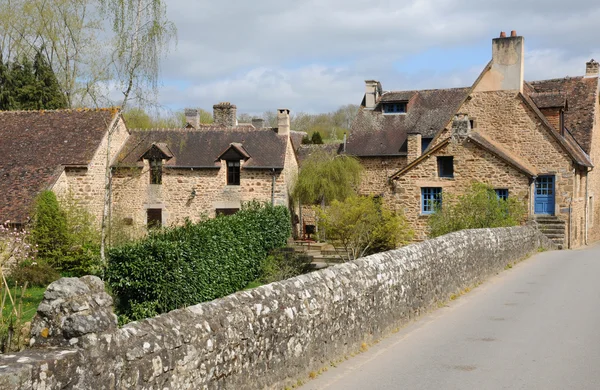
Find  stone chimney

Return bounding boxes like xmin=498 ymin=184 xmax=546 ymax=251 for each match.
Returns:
xmin=407 ymin=133 xmax=422 ymax=163
xmin=586 ymin=59 xmax=599 ymax=77
xmin=277 ymin=108 xmax=290 ymax=136
xmin=478 ymin=31 xmax=524 ymax=93
xmin=451 ymin=114 xmax=471 ymax=142
xmin=252 ymin=117 xmax=265 ymax=129
xmin=184 ymin=108 xmax=199 ymax=129
xmin=213 ymin=102 xmax=237 ymax=127
xmin=364 ymin=80 xmax=381 ymax=109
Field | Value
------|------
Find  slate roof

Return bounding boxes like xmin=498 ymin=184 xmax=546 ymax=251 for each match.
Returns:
xmin=347 ymin=88 xmax=470 ymax=156
xmin=0 ymin=109 xmax=118 ymax=224
xmin=528 ymin=76 xmax=598 ymax=153
xmin=529 ymin=92 xmax=567 ymax=109
xmin=116 ymin=128 xmax=289 ymax=169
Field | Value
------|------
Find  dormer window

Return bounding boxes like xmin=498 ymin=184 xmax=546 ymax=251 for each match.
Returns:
xmin=383 ymin=102 xmax=407 ymax=114
xmin=150 ymin=159 xmax=162 ymax=184
xmin=227 ymin=161 xmax=241 ymax=185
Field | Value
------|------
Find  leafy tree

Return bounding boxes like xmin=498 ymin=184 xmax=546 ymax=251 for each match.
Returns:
xmin=428 ymin=182 xmax=527 ymax=238
xmin=292 ymin=150 xmax=362 ymax=207
xmin=123 ymin=107 xmax=185 ymax=129
xmin=317 ymin=196 xmax=413 ymax=261
xmin=32 ymin=51 xmax=68 ymax=109
xmin=310 ymin=131 xmax=324 ymax=144
xmin=31 ymin=191 xmax=69 ymax=267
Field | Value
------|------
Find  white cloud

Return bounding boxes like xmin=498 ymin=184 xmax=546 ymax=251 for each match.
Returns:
xmin=152 ymin=0 xmax=600 ymax=113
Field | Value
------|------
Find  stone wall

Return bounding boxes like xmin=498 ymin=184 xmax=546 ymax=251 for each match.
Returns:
xmin=357 ymin=156 xmax=406 ymax=196
xmin=0 ymin=226 xmax=552 ymax=390
xmin=585 ymin=87 xmax=600 ymax=244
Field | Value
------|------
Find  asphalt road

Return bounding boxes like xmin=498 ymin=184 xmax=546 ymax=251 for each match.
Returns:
xmin=305 ymin=244 xmax=600 ymax=390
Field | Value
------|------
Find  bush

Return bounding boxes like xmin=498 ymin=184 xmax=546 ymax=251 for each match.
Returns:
xmin=6 ymin=261 xmax=60 ymax=288
xmin=258 ymin=249 xmax=312 ymax=284
xmin=317 ymin=196 xmax=413 ymax=260
xmin=30 ymin=191 xmax=101 ymax=276
xmin=106 ymin=201 xmax=291 ymax=320
xmin=428 ymin=182 xmax=527 ymax=238
xmin=310 ymin=131 xmax=324 ymax=144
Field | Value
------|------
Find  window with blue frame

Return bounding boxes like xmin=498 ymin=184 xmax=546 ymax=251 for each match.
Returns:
xmin=421 ymin=187 xmax=442 ymax=214
xmin=382 ymin=102 xmax=407 ymax=114
xmin=495 ymin=188 xmax=509 ymax=200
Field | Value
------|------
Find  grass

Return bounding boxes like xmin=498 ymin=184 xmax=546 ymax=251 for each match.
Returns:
xmin=1 ymin=286 xmax=45 ymax=324
xmin=245 ymin=280 xmax=263 ymax=290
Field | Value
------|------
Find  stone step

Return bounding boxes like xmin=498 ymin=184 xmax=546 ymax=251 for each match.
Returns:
xmin=539 ymin=227 xmax=566 ymax=233
xmin=535 ymin=218 xmax=566 ymax=225
xmin=544 ymin=233 xmax=565 ymax=239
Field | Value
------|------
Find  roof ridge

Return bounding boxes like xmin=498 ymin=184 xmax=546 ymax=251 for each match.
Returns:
xmin=381 ymin=86 xmax=470 ymax=95
xmin=528 ymin=76 xmax=584 ymax=84
xmin=0 ymin=107 xmax=120 ymax=114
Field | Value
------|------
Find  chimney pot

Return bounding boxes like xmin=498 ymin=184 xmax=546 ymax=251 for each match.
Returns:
xmin=510 ymin=30 xmax=517 ymax=37
xmin=500 ymin=31 xmax=506 ymax=38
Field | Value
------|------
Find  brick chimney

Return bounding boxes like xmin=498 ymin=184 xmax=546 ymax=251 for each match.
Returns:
xmin=364 ymin=80 xmax=382 ymax=109
xmin=482 ymin=31 xmax=524 ymax=93
xmin=213 ymin=102 xmax=237 ymax=127
xmin=184 ymin=108 xmax=199 ymax=129
xmin=277 ymin=108 xmax=290 ymax=136
xmin=586 ymin=59 xmax=599 ymax=77
xmin=252 ymin=117 xmax=265 ymax=129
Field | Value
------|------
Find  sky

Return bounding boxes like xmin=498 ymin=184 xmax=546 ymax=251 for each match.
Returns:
xmin=155 ymin=0 xmax=600 ymax=116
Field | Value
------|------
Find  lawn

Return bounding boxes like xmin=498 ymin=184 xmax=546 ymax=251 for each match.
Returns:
xmin=1 ymin=285 xmax=46 ymax=324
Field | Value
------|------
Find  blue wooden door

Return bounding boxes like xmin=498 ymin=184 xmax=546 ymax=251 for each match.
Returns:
xmin=535 ymin=176 xmax=555 ymax=215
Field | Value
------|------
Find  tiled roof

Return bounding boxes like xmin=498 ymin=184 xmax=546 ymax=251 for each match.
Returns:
xmin=529 ymin=92 xmax=567 ymax=109
xmin=528 ymin=76 xmax=598 ymax=153
xmin=116 ymin=128 xmax=289 ymax=169
xmin=347 ymin=88 xmax=470 ymax=156
xmin=0 ymin=109 xmax=117 ymax=224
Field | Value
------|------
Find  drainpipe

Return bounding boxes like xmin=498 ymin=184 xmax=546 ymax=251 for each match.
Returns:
xmin=271 ymin=168 xmax=276 ymax=206
xmin=568 ymin=199 xmax=573 ymax=249
xmin=585 ymin=168 xmax=590 ymax=245
xmin=343 ymin=132 xmax=347 ymax=153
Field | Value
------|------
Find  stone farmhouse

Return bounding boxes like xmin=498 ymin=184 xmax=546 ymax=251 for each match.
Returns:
xmin=347 ymin=31 xmax=600 ymax=248
xmin=0 ymin=103 xmax=302 ymax=236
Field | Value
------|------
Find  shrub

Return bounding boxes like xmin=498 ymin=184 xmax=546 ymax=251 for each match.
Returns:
xmin=428 ymin=182 xmax=527 ymax=238
xmin=310 ymin=131 xmax=324 ymax=144
xmin=317 ymin=196 xmax=413 ymax=260
xmin=30 ymin=191 xmax=101 ymax=276
xmin=6 ymin=261 xmax=60 ymax=287
xmin=258 ymin=249 xmax=312 ymax=284
xmin=106 ymin=201 xmax=291 ymax=320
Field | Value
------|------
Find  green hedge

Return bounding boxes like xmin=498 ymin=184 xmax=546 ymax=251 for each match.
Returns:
xmin=106 ymin=202 xmax=291 ymax=320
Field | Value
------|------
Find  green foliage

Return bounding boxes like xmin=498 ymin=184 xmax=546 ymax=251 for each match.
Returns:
xmin=6 ymin=261 xmax=60 ymax=288
xmin=106 ymin=202 xmax=291 ymax=321
xmin=0 ymin=52 xmax=67 ymax=110
xmin=257 ymin=249 xmax=311 ymax=284
xmin=428 ymin=182 xmax=527 ymax=238
xmin=317 ymin=196 xmax=413 ymax=260
xmin=301 ymin=135 xmax=312 ymax=144
xmin=30 ymin=191 xmax=101 ymax=276
xmin=123 ymin=107 xmax=187 ymax=129
xmin=310 ymin=131 xmax=324 ymax=144
xmin=293 ymin=150 xmax=362 ymax=206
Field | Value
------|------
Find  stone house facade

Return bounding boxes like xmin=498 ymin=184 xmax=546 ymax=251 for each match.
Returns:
xmin=347 ymin=32 xmax=599 ymax=247
xmin=111 ymin=103 xmax=301 ymax=234
xmin=0 ymin=108 xmax=127 ymax=227
xmin=0 ymin=104 xmax=302 ymax=238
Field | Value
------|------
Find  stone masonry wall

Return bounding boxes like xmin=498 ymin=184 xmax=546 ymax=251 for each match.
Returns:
xmin=585 ymin=85 xmax=600 ymax=244
xmin=0 ymin=226 xmax=552 ymax=390
xmin=388 ymin=139 xmax=531 ymax=241
xmin=357 ymin=156 xmax=406 ymax=196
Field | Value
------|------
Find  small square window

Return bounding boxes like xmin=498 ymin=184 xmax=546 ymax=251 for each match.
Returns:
xmin=147 ymin=208 xmax=162 ymax=229
xmin=422 ymin=187 xmax=442 ymax=214
xmin=150 ymin=159 xmax=162 ymax=184
xmin=437 ymin=156 xmax=454 ymax=178
xmin=383 ymin=102 xmax=407 ymax=114
xmin=495 ymin=189 xmax=509 ymax=200
xmin=421 ymin=138 xmax=433 ymax=153
xmin=227 ymin=160 xmax=240 ymax=185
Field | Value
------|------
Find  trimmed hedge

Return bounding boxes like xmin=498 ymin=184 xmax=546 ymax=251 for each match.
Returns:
xmin=106 ymin=202 xmax=291 ymax=320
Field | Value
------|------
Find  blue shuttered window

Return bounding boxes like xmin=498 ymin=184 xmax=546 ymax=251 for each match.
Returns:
xmin=495 ymin=189 xmax=509 ymax=200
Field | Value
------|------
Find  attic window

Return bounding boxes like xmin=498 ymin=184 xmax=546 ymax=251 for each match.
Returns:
xmin=150 ymin=159 xmax=162 ymax=184
xmin=437 ymin=156 xmax=454 ymax=178
xmin=421 ymin=138 xmax=433 ymax=153
xmin=383 ymin=102 xmax=407 ymax=114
